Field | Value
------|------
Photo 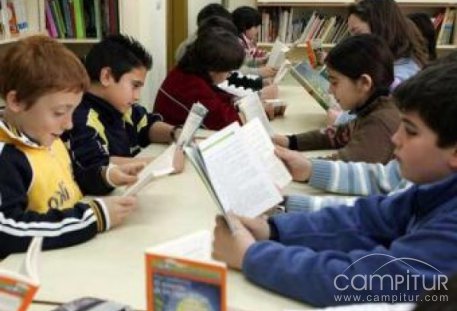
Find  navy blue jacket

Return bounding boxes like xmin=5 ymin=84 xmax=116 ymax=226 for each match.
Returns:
xmin=243 ymin=173 xmax=457 ymax=307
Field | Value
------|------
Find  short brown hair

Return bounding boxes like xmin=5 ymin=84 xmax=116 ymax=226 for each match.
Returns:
xmin=0 ymin=35 xmax=90 ymax=107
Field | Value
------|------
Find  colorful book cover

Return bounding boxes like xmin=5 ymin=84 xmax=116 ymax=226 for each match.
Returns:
xmin=145 ymin=231 xmax=227 ymax=311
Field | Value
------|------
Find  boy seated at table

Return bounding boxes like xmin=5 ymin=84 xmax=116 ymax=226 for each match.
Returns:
xmin=0 ymin=36 xmax=138 ymax=258
xmin=64 ymin=34 xmax=184 ymax=178
xmin=213 ymin=63 xmax=457 ymax=307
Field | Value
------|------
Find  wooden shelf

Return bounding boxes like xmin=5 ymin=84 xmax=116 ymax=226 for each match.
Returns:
xmin=57 ymin=38 xmax=101 ymax=44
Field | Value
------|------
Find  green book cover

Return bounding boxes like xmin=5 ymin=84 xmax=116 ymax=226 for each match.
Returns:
xmin=73 ymin=0 xmax=85 ymax=38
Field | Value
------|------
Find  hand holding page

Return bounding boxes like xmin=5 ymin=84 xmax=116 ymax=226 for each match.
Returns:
xmin=0 ymin=237 xmax=42 ymax=311
xmin=176 ymin=102 xmax=209 ymax=147
xmin=145 ymin=231 xmax=227 ymax=311
xmin=237 ymin=92 xmax=274 ymax=137
xmin=122 ymin=144 xmax=176 ymax=197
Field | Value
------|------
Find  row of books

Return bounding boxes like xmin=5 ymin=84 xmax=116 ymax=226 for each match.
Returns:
xmin=45 ymin=0 xmax=119 ymax=39
xmin=258 ymin=8 xmax=349 ymax=45
xmin=435 ymin=7 xmax=457 ymax=45
xmin=0 ymin=0 xmax=28 ymax=38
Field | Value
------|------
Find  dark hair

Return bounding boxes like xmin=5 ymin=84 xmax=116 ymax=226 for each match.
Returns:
xmin=413 ymin=273 xmax=457 ymax=311
xmin=85 ymin=34 xmax=152 ymax=83
xmin=408 ymin=13 xmax=437 ymax=61
xmin=325 ymin=34 xmax=394 ymax=91
xmin=393 ymin=63 xmax=457 ymax=148
xmin=197 ymin=3 xmax=232 ymax=27
xmin=178 ymin=28 xmax=244 ymax=81
xmin=431 ymin=50 xmax=457 ymax=67
xmin=198 ymin=15 xmax=238 ymax=36
xmin=232 ymin=6 xmax=262 ymax=35
xmin=348 ymin=0 xmax=428 ymax=66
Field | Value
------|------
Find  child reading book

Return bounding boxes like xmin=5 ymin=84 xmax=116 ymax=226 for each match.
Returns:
xmin=213 ymin=62 xmax=457 ymax=307
xmin=274 ymin=34 xmax=400 ymax=164
xmin=0 ymin=36 xmax=137 ymax=258
xmin=64 ymin=34 xmax=184 ymax=178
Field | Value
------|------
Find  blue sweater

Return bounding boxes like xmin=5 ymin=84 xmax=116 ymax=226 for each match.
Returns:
xmin=243 ymin=173 xmax=457 ymax=307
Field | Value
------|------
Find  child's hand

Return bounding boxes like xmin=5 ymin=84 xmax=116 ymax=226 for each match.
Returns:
xmin=237 ymin=215 xmax=270 ymax=241
xmin=258 ymin=65 xmax=277 ymax=78
xmin=275 ymin=146 xmax=312 ymax=182
xmin=102 ymin=196 xmax=137 ymax=228
xmin=212 ymin=214 xmax=255 ymax=270
xmin=259 ymin=84 xmax=278 ymax=100
xmin=263 ymin=101 xmax=275 ymax=120
xmin=106 ymin=162 xmax=146 ymax=187
xmin=172 ymin=146 xmax=185 ymax=173
xmin=326 ymin=106 xmax=343 ymax=126
xmin=272 ymin=134 xmax=289 ymax=148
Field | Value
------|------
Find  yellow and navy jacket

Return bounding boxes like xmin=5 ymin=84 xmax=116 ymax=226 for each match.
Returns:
xmin=64 ymin=92 xmax=162 ymax=169
xmin=0 ymin=120 xmax=110 ymax=258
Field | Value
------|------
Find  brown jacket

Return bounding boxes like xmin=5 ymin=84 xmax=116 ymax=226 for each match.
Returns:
xmin=294 ymin=96 xmax=400 ymax=164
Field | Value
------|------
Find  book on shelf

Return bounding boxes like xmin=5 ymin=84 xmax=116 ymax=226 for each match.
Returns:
xmin=122 ymin=102 xmax=208 ymax=197
xmin=289 ymin=61 xmax=334 ymax=110
xmin=259 ymin=7 xmax=348 ymax=46
xmin=145 ymin=230 xmax=227 ymax=311
xmin=184 ymin=118 xmax=291 ymax=230
xmin=0 ymin=237 xmax=42 ymax=311
xmin=50 ymin=297 xmax=132 ymax=311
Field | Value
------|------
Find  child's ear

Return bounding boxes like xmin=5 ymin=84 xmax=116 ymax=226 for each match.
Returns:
xmin=358 ymin=74 xmax=373 ymax=93
xmin=99 ymin=67 xmax=114 ymax=87
xmin=449 ymin=145 xmax=457 ymax=170
xmin=5 ymin=90 xmax=26 ymax=112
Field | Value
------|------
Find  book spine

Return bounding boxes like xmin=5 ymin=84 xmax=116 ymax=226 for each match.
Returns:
xmin=73 ymin=0 xmax=85 ymax=38
xmin=45 ymin=0 xmax=58 ymax=37
xmin=60 ymin=0 xmax=74 ymax=38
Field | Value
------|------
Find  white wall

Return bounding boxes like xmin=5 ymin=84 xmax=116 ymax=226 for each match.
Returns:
xmin=187 ymin=0 xmax=221 ymax=35
xmin=225 ymin=0 xmax=256 ymax=12
xmin=119 ymin=0 xmax=167 ymax=109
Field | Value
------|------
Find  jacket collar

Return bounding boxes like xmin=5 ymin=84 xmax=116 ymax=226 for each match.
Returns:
xmin=350 ymin=88 xmax=390 ymax=117
xmin=0 ymin=120 xmax=43 ymax=149
xmin=83 ymin=92 xmax=124 ymax=119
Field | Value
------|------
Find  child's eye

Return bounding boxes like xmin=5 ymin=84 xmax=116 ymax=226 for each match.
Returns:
xmin=53 ymin=111 xmax=66 ymax=117
xmin=404 ymin=127 xmax=417 ymax=136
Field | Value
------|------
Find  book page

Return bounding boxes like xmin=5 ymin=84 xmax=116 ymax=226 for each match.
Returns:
xmin=237 ymin=92 xmax=274 ymax=137
xmin=0 ymin=237 xmax=42 ymax=311
xmin=147 ymin=230 xmax=215 ymax=263
xmin=217 ymin=80 xmax=254 ymax=98
xmin=267 ymin=39 xmax=290 ymax=69
xmin=176 ymin=102 xmax=208 ymax=147
xmin=273 ymin=60 xmax=291 ymax=84
xmin=240 ymin=119 xmax=292 ymax=189
xmin=198 ymin=122 xmax=283 ymax=218
xmin=122 ymin=144 xmax=176 ymax=197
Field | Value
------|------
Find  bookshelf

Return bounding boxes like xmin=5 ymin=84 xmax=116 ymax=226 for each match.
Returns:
xmin=0 ymin=0 xmax=120 ymax=47
xmin=256 ymin=0 xmax=457 ymax=54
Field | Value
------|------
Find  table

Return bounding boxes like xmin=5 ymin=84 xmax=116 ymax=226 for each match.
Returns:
xmin=2 ymin=77 xmax=328 ymax=311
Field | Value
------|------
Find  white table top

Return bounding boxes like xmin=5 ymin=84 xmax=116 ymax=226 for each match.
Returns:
xmin=2 ymin=77 xmax=327 ymax=311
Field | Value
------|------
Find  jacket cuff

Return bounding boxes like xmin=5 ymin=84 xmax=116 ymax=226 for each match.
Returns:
xmin=287 ymin=134 xmax=298 ymax=150
xmin=92 ymin=199 xmax=111 ymax=232
xmin=308 ymin=159 xmax=334 ymax=190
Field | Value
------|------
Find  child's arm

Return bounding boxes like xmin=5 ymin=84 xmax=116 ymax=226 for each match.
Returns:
xmin=148 ymin=121 xmax=176 ymax=144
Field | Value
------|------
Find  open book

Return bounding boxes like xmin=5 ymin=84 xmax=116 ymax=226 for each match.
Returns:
xmin=267 ymin=39 xmax=290 ymax=69
xmin=145 ymin=230 xmax=227 ymax=311
xmin=273 ymin=59 xmax=292 ymax=85
xmin=184 ymin=119 xmax=291 ymax=230
xmin=122 ymin=103 xmax=208 ymax=196
xmin=0 ymin=237 xmax=42 ymax=311
xmin=237 ymin=92 xmax=274 ymax=137
xmin=290 ymin=61 xmax=336 ymax=110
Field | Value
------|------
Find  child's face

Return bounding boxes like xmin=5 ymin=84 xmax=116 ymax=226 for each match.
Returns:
xmin=11 ymin=91 xmax=82 ymax=147
xmin=103 ymin=67 xmax=147 ymax=114
xmin=392 ymin=111 xmax=457 ymax=184
xmin=348 ymin=14 xmax=371 ymax=35
xmin=328 ymin=68 xmax=371 ymax=110
xmin=245 ymin=26 xmax=260 ymax=41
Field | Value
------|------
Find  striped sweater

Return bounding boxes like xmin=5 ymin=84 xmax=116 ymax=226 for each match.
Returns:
xmin=285 ymin=159 xmax=413 ymax=212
